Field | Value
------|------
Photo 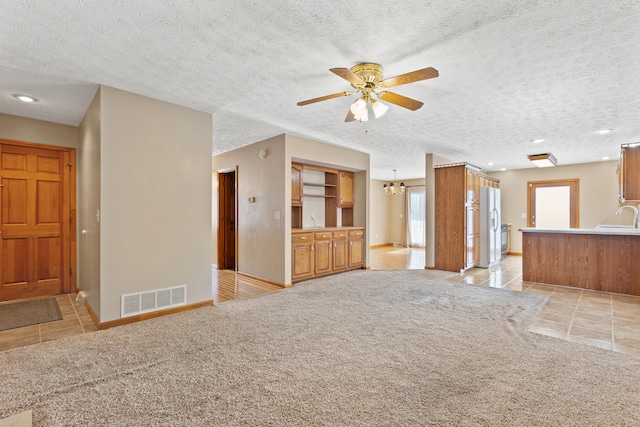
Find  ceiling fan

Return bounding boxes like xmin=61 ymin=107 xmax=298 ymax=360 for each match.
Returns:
xmin=297 ymin=63 xmax=439 ymax=122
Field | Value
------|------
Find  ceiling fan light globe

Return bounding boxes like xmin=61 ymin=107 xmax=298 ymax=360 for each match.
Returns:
xmin=371 ymin=99 xmax=389 ymax=118
xmin=350 ymin=97 xmax=367 ymax=116
xmin=354 ymin=108 xmax=369 ymax=122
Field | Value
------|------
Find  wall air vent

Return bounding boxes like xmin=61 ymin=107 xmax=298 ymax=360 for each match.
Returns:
xmin=121 ymin=285 xmax=187 ymax=318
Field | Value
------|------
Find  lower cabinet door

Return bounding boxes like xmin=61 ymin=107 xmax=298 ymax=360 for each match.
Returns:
xmin=332 ymin=239 xmax=348 ymax=271
xmin=292 ymin=243 xmax=314 ymax=280
xmin=348 ymin=238 xmax=364 ymax=268
xmin=315 ymin=241 xmax=332 ymax=275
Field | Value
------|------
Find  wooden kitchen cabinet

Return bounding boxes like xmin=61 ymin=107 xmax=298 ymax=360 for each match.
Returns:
xmin=332 ymin=230 xmax=348 ymax=271
xmin=435 ymin=163 xmax=499 ymax=272
xmin=314 ymin=233 xmax=332 ymax=275
xmin=619 ymin=143 xmax=640 ymax=204
xmin=291 ymin=163 xmax=303 ymax=206
xmin=292 ymin=227 xmax=364 ymax=282
xmin=292 ymin=233 xmax=314 ymax=281
xmin=348 ymin=229 xmax=364 ymax=269
xmin=338 ymin=170 xmax=354 ymax=208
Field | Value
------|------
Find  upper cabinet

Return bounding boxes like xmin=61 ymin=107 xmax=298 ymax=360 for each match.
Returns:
xmin=291 ymin=163 xmax=303 ymax=207
xmin=619 ymin=143 xmax=640 ymax=204
xmin=338 ymin=170 xmax=354 ymax=208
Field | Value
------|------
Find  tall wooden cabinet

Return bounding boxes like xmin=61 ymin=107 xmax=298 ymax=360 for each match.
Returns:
xmin=619 ymin=143 xmax=640 ymax=204
xmin=435 ymin=163 xmax=499 ymax=272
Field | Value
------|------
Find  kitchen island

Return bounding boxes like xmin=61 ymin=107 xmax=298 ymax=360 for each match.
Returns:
xmin=521 ymin=227 xmax=640 ymax=296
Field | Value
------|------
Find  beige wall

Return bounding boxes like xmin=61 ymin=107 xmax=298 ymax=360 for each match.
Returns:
xmin=0 ymin=112 xmax=80 ymax=149
xmin=488 ymin=160 xmax=622 ymax=253
xmin=212 ymin=134 xmax=370 ymax=286
xmin=78 ymin=89 xmax=102 ymax=315
xmin=212 ymin=135 xmax=287 ymax=284
xmin=369 ymin=178 xmax=426 ymax=247
xmin=99 ymin=86 xmax=213 ymax=322
xmin=369 ymin=179 xmax=392 ymax=246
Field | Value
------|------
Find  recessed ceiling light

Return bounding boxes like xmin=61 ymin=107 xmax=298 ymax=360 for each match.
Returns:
xmin=602 ymin=156 xmax=611 ymax=160
xmin=12 ymin=94 xmax=38 ymax=103
xmin=487 ymin=162 xmax=494 ymax=166
xmin=500 ymin=168 xmax=506 ymax=171
xmin=531 ymin=139 xmax=544 ymax=143
xmin=595 ymin=129 xmax=612 ymax=134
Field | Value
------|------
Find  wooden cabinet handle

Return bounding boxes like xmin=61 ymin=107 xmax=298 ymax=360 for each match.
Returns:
xmin=300 ymin=236 xmax=306 ymax=240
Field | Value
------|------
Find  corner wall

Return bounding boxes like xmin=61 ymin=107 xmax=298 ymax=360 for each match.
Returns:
xmin=78 ymin=89 xmax=102 ymax=316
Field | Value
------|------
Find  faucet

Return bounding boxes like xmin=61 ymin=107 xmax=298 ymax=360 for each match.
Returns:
xmin=616 ymin=205 xmax=639 ymax=228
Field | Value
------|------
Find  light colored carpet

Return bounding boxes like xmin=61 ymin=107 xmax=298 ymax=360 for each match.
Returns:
xmin=0 ymin=298 xmax=62 ymax=331
xmin=1 ymin=270 xmax=640 ymax=426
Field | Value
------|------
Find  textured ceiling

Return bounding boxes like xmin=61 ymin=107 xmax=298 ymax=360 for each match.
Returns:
xmin=1 ymin=0 xmax=639 ymax=180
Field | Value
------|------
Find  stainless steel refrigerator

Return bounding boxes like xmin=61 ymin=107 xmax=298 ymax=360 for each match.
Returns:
xmin=479 ymin=186 xmax=501 ymax=268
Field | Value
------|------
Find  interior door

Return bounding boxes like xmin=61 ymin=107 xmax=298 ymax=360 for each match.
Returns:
xmin=217 ymin=169 xmax=237 ymax=270
xmin=0 ymin=142 xmax=74 ymax=301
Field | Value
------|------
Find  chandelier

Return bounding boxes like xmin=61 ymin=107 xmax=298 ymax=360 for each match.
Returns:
xmin=383 ymin=170 xmax=405 ymax=196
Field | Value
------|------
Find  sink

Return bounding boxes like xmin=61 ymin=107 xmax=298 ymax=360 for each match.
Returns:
xmin=595 ymin=224 xmax=634 ymax=229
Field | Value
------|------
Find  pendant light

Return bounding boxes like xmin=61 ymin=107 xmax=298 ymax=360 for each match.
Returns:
xmin=383 ymin=170 xmax=405 ymax=196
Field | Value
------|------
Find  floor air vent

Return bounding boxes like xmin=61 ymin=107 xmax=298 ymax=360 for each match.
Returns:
xmin=121 ymin=285 xmax=187 ymax=318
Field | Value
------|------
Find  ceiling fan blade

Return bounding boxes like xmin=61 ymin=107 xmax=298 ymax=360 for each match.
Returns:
xmin=297 ymin=92 xmax=349 ymax=106
xmin=379 ymin=67 xmax=439 ymax=88
xmin=345 ymin=109 xmax=356 ymax=122
xmin=378 ymin=91 xmax=424 ymax=111
xmin=330 ymin=68 xmax=365 ymax=86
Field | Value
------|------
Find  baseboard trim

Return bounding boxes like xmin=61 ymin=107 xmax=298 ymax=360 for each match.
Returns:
xmin=370 ymin=243 xmax=393 ymax=249
xmin=237 ymin=272 xmax=288 ymax=288
xmin=508 ymin=252 xmax=522 ymax=256
xmin=85 ymin=299 xmax=100 ymax=328
xmin=425 ymin=266 xmax=436 ymax=270
xmin=88 ymin=300 xmax=214 ymax=330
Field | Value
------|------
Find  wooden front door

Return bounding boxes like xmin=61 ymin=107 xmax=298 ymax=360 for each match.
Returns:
xmin=0 ymin=142 xmax=75 ymax=302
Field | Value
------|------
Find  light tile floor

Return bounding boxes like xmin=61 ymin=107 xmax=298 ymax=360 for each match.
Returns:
xmin=2 ymin=249 xmax=640 ymax=359
xmin=0 ymin=294 xmax=97 ymax=352
xmin=370 ymin=246 xmax=640 ymax=358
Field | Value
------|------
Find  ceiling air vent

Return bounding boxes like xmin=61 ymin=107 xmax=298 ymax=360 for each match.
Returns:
xmin=121 ymin=285 xmax=187 ymax=318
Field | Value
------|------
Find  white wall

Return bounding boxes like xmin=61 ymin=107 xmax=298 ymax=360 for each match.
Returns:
xmin=488 ymin=160 xmax=622 ymax=253
xmin=99 ymin=86 xmax=213 ymax=322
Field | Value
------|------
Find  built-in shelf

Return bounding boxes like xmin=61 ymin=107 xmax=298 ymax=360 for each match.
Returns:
xmin=303 ymin=194 xmax=336 ymax=198
xmin=304 ymin=182 xmax=337 ymax=188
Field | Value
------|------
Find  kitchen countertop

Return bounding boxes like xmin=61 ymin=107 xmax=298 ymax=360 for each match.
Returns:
xmin=519 ymin=227 xmax=640 ymax=236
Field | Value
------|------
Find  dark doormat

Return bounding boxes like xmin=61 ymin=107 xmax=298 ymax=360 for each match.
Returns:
xmin=0 ymin=298 xmax=63 ymax=332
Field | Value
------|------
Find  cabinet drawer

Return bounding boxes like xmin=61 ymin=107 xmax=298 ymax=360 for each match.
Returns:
xmin=332 ymin=231 xmax=347 ymax=240
xmin=348 ymin=229 xmax=364 ymax=237
xmin=314 ymin=232 xmax=332 ymax=240
xmin=292 ymin=233 xmax=313 ymax=244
